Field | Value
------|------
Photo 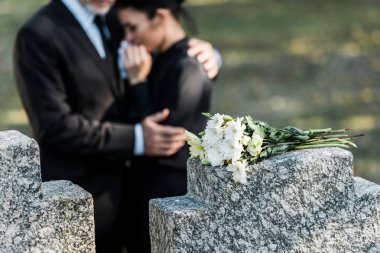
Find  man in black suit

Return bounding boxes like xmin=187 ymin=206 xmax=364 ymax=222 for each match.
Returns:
xmin=13 ymin=0 xmax=220 ymax=252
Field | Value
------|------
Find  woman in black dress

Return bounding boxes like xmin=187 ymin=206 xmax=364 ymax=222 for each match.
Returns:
xmin=115 ymin=0 xmax=213 ymax=251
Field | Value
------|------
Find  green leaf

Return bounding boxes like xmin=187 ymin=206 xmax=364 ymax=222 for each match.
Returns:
xmin=293 ymin=135 xmax=310 ymax=142
xmin=284 ymin=126 xmax=305 ymax=135
xmin=245 ymin=116 xmax=255 ymax=128
xmin=223 ymin=115 xmax=234 ymax=121
xmin=201 ymin=159 xmax=211 ymax=166
xmin=246 ymin=116 xmax=266 ymax=138
xmin=202 ymin=112 xmax=213 ymax=118
xmin=271 ymin=144 xmax=290 ymax=154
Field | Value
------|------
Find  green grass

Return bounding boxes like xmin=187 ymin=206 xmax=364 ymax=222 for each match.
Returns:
xmin=1 ymin=0 xmax=379 ymax=181
xmin=0 ymin=0 xmax=49 ymax=130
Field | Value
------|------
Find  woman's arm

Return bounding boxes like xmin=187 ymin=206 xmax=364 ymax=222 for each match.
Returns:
xmin=156 ymin=57 xmax=212 ymax=169
xmin=160 ymin=58 xmax=213 ymax=133
xmin=122 ymin=44 xmax=152 ymax=121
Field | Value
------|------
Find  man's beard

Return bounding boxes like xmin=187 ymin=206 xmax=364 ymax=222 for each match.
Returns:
xmin=79 ymin=0 xmax=115 ymax=15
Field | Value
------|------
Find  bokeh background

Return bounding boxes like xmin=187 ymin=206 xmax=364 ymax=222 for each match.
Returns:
xmin=1 ymin=0 xmax=379 ymax=181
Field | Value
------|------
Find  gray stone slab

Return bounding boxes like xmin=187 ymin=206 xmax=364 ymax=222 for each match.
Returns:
xmin=150 ymin=148 xmax=380 ymax=252
xmin=38 ymin=180 xmax=95 ymax=252
xmin=0 ymin=131 xmax=95 ymax=253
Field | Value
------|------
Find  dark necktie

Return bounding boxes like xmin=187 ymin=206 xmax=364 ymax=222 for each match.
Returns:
xmin=94 ymin=15 xmax=111 ymax=56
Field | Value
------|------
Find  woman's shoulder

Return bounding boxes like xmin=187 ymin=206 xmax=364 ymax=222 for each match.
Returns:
xmin=176 ymin=54 xmax=209 ymax=80
xmin=161 ymin=38 xmax=211 ymax=83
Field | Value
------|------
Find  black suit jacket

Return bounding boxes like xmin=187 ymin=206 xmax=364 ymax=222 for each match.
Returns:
xmin=13 ymin=0 xmax=135 ymax=236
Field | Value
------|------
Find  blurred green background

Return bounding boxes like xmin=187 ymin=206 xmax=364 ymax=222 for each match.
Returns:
xmin=1 ymin=0 xmax=379 ymax=181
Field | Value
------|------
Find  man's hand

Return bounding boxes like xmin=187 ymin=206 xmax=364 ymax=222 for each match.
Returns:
xmin=142 ymin=109 xmax=186 ymax=156
xmin=187 ymin=38 xmax=219 ymax=79
xmin=123 ymin=44 xmax=152 ymax=85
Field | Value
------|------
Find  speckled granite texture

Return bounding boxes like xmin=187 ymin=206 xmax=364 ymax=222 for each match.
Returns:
xmin=150 ymin=148 xmax=380 ymax=252
xmin=0 ymin=131 xmax=95 ymax=253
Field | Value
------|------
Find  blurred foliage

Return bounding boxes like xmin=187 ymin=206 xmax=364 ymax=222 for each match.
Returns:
xmin=0 ymin=0 xmax=379 ymax=181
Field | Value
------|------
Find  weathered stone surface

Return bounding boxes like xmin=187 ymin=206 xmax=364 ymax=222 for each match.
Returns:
xmin=37 ymin=181 xmax=95 ymax=252
xmin=150 ymin=148 xmax=380 ymax=252
xmin=0 ymin=131 xmax=95 ymax=253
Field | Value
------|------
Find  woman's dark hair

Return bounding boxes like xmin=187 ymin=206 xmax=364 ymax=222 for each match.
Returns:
xmin=115 ymin=0 xmax=198 ymax=34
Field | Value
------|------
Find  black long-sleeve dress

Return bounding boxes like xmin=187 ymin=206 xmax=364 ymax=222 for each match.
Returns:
xmin=124 ymin=37 xmax=212 ymax=252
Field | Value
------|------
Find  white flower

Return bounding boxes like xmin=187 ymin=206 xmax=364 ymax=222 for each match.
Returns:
xmin=191 ymin=146 xmax=205 ymax=161
xmin=203 ymin=128 xmax=219 ymax=147
xmin=230 ymin=142 xmax=244 ymax=161
xmin=185 ymin=131 xmax=204 ymax=159
xmin=207 ymin=113 xmax=224 ymax=130
xmin=241 ymin=135 xmax=251 ymax=146
xmin=203 ymin=114 xmax=225 ymax=148
xmin=224 ymin=118 xmax=244 ymax=141
xmin=248 ymin=145 xmax=262 ymax=157
xmin=227 ymin=161 xmax=248 ymax=184
xmin=247 ymin=134 xmax=263 ymax=157
xmin=203 ymin=128 xmax=224 ymax=165
xmin=203 ymin=116 xmax=246 ymax=166
xmin=206 ymin=148 xmax=225 ymax=166
xmin=251 ymin=134 xmax=264 ymax=146
xmin=219 ymin=141 xmax=234 ymax=158
xmin=220 ymin=118 xmax=245 ymax=162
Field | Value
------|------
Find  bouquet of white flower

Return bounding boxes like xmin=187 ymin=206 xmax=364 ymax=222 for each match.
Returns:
xmin=186 ymin=113 xmax=361 ymax=184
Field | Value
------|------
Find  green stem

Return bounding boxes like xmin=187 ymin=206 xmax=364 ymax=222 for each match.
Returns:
xmin=304 ymin=138 xmax=350 ymax=144
xmin=306 ymin=138 xmax=356 ymax=147
xmin=292 ymin=143 xmax=351 ymax=149
xmin=304 ymin=128 xmax=349 ymax=135
xmin=319 ymin=134 xmax=350 ymax=138
xmin=304 ymin=128 xmax=332 ymax=134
